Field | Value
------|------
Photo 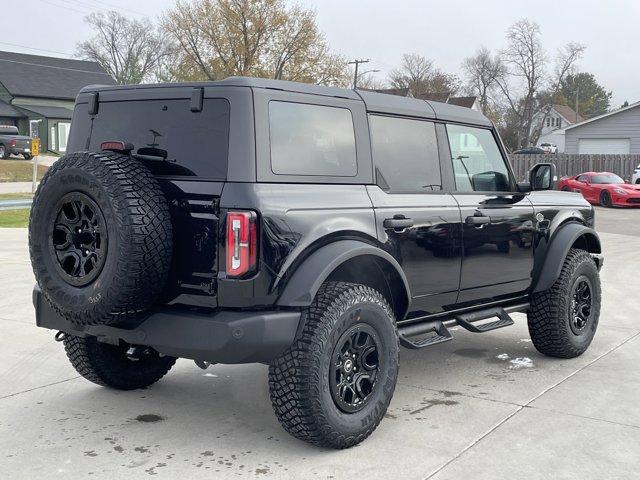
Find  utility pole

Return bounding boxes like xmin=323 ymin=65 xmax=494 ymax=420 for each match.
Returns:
xmin=348 ymin=59 xmax=370 ymax=89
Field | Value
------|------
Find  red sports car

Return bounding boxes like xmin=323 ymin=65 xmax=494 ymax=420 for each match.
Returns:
xmin=557 ymin=172 xmax=640 ymax=207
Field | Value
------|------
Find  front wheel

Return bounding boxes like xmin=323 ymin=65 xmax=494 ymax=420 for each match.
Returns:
xmin=0 ymin=145 xmax=8 ymax=159
xmin=63 ymin=335 xmax=176 ymax=390
xmin=527 ymin=249 xmax=601 ymax=358
xmin=269 ymin=282 xmax=399 ymax=449
xmin=600 ymin=191 xmax=613 ymax=207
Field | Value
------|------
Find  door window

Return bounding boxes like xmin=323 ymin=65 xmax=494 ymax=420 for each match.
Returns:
xmin=369 ymin=115 xmax=441 ymax=193
xmin=446 ymin=124 xmax=512 ymax=192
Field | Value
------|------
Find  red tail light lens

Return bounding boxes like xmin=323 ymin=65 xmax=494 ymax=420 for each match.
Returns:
xmin=9 ymin=139 xmax=16 ymax=147
xmin=226 ymin=211 xmax=258 ymax=278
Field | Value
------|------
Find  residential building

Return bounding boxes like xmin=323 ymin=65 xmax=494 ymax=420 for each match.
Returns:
xmin=534 ymin=104 xmax=584 ymax=152
xmin=563 ymin=101 xmax=640 ymax=154
xmin=0 ymin=51 xmax=115 ymax=154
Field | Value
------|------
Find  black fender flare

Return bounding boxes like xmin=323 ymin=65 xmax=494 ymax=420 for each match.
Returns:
xmin=532 ymin=223 xmax=601 ymax=293
xmin=276 ymin=240 xmax=411 ymax=308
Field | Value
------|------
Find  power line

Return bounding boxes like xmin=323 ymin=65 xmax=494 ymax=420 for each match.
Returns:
xmin=35 ymin=0 xmax=92 ymax=15
xmin=82 ymin=0 xmax=146 ymax=16
xmin=0 ymin=42 xmax=73 ymax=58
xmin=348 ymin=59 xmax=369 ymax=89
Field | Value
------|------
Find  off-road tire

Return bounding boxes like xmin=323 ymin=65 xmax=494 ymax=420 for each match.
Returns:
xmin=63 ymin=334 xmax=176 ymax=390
xmin=29 ymin=151 xmax=172 ymax=325
xmin=600 ymin=191 xmax=612 ymax=208
xmin=528 ymin=249 xmax=601 ymax=358
xmin=268 ymin=282 xmax=399 ymax=449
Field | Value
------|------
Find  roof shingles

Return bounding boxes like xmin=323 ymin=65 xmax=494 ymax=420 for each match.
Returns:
xmin=0 ymin=51 xmax=115 ymax=101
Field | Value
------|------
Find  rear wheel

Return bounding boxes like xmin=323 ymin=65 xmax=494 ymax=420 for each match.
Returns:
xmin=0 ymin=145 xmax=8 ymax=159
xmin=528 ymin=249 xmax=601 ymax=358
xmin=63 ymin=334 xmax=176 ymax=390
xmin=23 ymin=153 xmax=33 ymax=160
xmin=268 ymin=282 xmax=399 ymax=449
xmin=561 ymin=186 xmax=570 ymax=192
xmin=600 ymin=191 xmax=613 ymax=207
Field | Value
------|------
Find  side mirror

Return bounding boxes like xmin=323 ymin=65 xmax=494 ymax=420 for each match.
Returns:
xmin=529 ymin=163 xmax=557 ymax=191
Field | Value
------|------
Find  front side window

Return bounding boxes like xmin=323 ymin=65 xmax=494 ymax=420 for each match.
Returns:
xmin=269 ymin=101 xmax=357 ymax=176
xmin=369 ymin=115 xmax=441 ymax=193
xmin=446 ymin=124 xmax=512 ymax=192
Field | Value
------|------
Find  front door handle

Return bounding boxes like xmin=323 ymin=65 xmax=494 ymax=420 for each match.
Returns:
xmin=384 ymin=216 xmax=414 ymax=230
xmin=465 ymin=215 xmax=491 ymax=226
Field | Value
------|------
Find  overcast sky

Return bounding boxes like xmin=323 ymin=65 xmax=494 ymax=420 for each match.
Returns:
xmin=6 ymin=0 xmax=639 ymax=106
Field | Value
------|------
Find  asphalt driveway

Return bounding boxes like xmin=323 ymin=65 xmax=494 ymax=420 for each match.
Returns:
xmin=0 ymin=207 xmax=638 ymax=479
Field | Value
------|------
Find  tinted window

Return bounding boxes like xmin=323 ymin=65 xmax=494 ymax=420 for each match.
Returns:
xmin=0 ymin=126 xmax=19 ymax=135
xmin=591 ymin=174 xmax=624 ymax=184
xmin=576 ymin=174 xmax=589 ymax=183
xmin=269 ymin=101 xmax=357 ymax=176
xmin=370 ymin=115 xmax=441 ymax=193
xmin=88 ymin=99 xmax=230 ymax=179
xmin=446 ymin=124 xmax=511 ymax=192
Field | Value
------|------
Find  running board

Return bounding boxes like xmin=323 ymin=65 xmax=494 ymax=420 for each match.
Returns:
xmin=398 ymin=321 xmax=453 ymax=349
xmin=455 ymin=307 xmax=514 ymax=333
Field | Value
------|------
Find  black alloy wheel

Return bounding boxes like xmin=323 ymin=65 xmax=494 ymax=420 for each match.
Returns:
xmin=49 ymin=192 xmax=108 ymax=287
xmin=570 ymin=276 xmax=593 ymax=335
xmin=600 ymin=191 xmax=612 ymax=207
xmin=330 ymin=324 xmax=381 ymax=413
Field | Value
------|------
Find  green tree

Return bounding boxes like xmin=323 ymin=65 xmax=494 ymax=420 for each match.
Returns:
xmin=162 ymin=0 xmax=348 ymax=86
xmin=558 ymin=72 xmax=612 ymax=118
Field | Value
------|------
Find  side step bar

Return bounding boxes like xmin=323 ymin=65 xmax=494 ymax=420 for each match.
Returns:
xmin=398 ymin=321 xmax=452 ymax=349
xmin=398 ymin=303 xmax=527 ymax=349
xmin=455 ymin=307 xmax=514 ymax=333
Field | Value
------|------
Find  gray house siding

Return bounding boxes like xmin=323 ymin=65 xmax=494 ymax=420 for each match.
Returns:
xmin=565 ymin=104 xmax=640 ymax=154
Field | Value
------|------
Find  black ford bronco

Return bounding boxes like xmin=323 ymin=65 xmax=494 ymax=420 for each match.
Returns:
xmin=29 ymin=77 xmax=603 ymax=449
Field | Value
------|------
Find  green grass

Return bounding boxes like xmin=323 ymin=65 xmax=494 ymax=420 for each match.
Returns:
xmin=0 ymin=192 xmax=34 ymax=200
xmin=0 ymin=208 xmax=30 ymax=227
xmin=0 ymin=160 xmax=48 ymax=182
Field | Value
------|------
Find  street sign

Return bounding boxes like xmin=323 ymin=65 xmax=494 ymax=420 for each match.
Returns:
xmin=31 ymin=138 xmax=40 ymax=157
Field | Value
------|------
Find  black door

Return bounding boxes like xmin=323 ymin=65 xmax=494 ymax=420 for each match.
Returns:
xmin=444 ymin=123 xmax=535 ymax=305
xmin=368 ymin=115 xmax=462 ymax=316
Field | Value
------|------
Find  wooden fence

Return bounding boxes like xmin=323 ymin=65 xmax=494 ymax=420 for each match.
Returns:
xmin=508 ymin=154 xmax=640 ymax=182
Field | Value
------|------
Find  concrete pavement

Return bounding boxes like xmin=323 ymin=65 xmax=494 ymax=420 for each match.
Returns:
xmin=0 ymin=208 xmax=639 ymax=479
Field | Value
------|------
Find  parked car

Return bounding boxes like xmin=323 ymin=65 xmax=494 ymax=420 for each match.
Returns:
xmin=557 ymin=171 xmax=640 ymax=207
xmin=632 ymin=164 xmax=640 ymax=184
xmin=539 ymin=142 xmax=558 ymax=154
xmin=28 ymin=77 xmax=603 ymax=449
xmin=0 ymin=125 xmax=32 ymax=159
xmin=513 ymin=146 xmax=547 ymax=154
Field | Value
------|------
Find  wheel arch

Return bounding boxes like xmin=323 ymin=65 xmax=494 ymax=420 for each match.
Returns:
xmin=532 ymin=222 xmax=601 ymax=293
xmin=276 ymin=240 xmax=411 ymax=320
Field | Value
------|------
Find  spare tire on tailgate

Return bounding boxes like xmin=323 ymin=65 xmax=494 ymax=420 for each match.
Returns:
xmin=29 ymin=151 xmax=172 ymax=326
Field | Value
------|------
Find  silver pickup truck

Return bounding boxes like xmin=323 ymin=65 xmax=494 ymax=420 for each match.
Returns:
xmin=0 ymin=125 xmax=32 ymax=159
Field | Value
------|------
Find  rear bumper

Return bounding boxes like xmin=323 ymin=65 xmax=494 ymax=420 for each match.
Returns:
xmin=9 ymin=147 xmax=30 ymax=155
xmin=33 ymin=287 xmax=301 ymax=364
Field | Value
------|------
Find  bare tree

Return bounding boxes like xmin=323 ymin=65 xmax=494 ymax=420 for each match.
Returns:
xmin=76 ymin=11 xmax=170 ymax=85
xmin=388 ymin=53 xmax=459 ymax=98
xmin=162 ymin=0 xmax=349 ymax=85
xmin=495 ymin=19 xmax=584 ymax=148
xmin=462 ymin=47 xmax=504 ymax=115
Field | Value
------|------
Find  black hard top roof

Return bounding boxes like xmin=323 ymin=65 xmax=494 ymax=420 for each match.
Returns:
xmin=80 ymin=76 xmax=491 ymax=127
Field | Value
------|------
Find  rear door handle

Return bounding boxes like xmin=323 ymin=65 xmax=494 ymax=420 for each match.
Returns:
xmin=383 ymin=216 xmax=414 ymax=230
xmin=465 ymin=215 xmax=491 ymax=226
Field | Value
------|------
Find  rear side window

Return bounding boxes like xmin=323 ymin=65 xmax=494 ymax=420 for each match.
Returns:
xmin=369 ymin=115 xmax=441 ymax=193
xmin=269 ymin=101 xmax=357 ymax=176
xmin=88 ymin=99 xmax=230 ymax=179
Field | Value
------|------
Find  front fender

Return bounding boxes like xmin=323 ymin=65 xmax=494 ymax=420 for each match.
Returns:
xmin=532 ymin=223 xmax=601 ymax=293
xmin=276 ymin=240 xmax=411 ymax=307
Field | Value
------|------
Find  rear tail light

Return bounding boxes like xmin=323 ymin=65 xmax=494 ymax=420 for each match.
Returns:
xmin=9 ymin=139 xmax=16 ymax=147
xmin=226 ymin=211 xmax=258 ymax=278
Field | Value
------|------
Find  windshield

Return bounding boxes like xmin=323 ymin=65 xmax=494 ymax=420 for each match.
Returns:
xmin=591 ymin=174 xmax=624 ymax=184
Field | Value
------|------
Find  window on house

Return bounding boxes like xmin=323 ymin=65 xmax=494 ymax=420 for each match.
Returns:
xmin=546 ymin=118 xmax=550 ymax=127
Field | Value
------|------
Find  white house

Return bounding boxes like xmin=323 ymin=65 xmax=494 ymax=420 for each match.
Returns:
xmin=534 ymin=104 xmax=584 ymax=152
